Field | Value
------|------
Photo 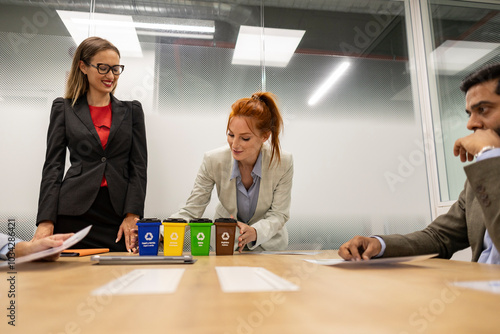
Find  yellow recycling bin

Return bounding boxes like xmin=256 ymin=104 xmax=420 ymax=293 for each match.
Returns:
xmin=162 ymin=218 xmax=188 ymax=256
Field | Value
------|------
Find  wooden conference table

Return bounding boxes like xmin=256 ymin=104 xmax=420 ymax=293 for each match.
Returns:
xmin=2 ymin=250 xmax=500 ymax=334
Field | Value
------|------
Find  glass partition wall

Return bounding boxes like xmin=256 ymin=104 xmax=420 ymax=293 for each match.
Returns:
xmin=0 ymin=0 xmax=434 ymax=249
xmin=423 ymin=0 xmax=500 ymax=203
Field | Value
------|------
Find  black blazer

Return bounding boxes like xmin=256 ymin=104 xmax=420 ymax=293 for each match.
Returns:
xmin=36 ymin=94 xmax=147 ymax=224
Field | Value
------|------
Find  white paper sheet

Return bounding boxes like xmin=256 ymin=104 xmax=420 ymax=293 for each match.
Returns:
xmin=91 ymin=268 xmax=185 ymax=295
xmin=0 ymin=225 xmax=92 ymax=267
xmin=257 ymin=251 xmax=323 ymax=255
xmin=451 ymin=280 xmax=500 ymax=294
xmin=304 ymin=253 xmax=438 ymax=266
xmin=215 ymin=266 xmax=299 ymax=293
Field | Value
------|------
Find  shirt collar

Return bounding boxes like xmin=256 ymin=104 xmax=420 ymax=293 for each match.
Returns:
xmin=230 ymin=151 xmax=263 ymax=180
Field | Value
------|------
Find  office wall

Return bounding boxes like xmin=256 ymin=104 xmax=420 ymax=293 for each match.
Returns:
xmin=0 ymin=0 xmax=432 ymax=249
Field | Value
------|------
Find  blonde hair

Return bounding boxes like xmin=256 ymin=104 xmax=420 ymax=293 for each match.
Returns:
xmin=227 ymin=92 xmax=284 ymax=165
xmin=65 ymin=37 xmax=120 ymax=106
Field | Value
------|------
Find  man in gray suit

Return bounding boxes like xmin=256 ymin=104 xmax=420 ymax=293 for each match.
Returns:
xmin=339 ymin=63 xmax=500 ymax=264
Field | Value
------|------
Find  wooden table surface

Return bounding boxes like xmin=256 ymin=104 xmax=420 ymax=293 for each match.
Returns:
xmin=2 ymin=250 xmax=500 ymax=334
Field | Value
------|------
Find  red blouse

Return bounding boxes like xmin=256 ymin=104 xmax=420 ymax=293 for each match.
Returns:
xmin=89 ymin=103 xmax=112 ymax=187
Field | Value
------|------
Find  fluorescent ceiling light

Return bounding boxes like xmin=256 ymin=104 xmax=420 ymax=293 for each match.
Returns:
xmin=133 ymin=17 xmax=214 ymax=40
xmin=232 ymin=25 xmax=305 ymax=67
xmin=430 ymin=40 xmax=500 ymax=75
xmin=69 ymin=19 xmax=215 ymax=33
xmin=72 ymin=17 xmax=214 ymax=39
xmin=57 ymin=11 xmax=215 ymax=57
xmin=136 ymin=30 xmax=213 ymax=40
xmin=57 ymin=10 xmax=143 ymax=57
xmin=308 ymin=61 xmax=350 ymax=106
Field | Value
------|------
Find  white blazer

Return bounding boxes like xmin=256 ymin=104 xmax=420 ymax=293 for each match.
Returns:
xmin=172 ymin=144 xmax=293 ymax=251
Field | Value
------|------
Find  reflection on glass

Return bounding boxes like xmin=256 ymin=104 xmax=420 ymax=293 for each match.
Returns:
xmin=427 ymin=0 xmax=500 ymax=201
xmin=232 ymin=25 xmax=305 ymax=67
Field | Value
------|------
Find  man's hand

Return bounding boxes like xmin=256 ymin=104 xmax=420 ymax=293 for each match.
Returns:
xmin=453 ymin=129 xmax=500 ymax=162
xmin=338 ymin=236 xmax=382 ymax=261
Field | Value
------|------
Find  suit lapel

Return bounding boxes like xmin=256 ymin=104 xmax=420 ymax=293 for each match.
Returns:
xmin=107 ymin=94 xmax=127 ymax=149
xmin=71 ymin=96 xmax=102 ymax=150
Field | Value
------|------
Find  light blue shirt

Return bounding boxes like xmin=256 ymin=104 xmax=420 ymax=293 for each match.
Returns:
xmin=475 ymin=148 xmax=500 ymax=264
xmin=375 ymin=148 xmax=500 ymax=264
xmin=0 ymin=235 xmax=21 ymax=261
xmin=230 ymin=152 xmax=262 ymax=224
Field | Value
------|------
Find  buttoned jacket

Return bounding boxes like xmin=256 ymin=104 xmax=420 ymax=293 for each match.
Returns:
xmin=36 ymin=94 xmax=147 ymax=224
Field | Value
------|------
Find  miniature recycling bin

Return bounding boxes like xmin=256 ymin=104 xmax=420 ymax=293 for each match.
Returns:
xmin=214 ymin=218 xmax=237 ymax=255
xmin=162 ymin=218 xmax=188 ymax=256
xmin=189 ymin=218 xmax=213 ymax=256
xmin=136 ymin=218 xmax=161 ymax=256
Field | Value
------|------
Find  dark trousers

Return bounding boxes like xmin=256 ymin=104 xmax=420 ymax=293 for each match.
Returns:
xmin=54 ymin=187 xmax=127 ymax=251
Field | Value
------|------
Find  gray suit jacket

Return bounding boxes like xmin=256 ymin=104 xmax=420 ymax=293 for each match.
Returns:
xmin=382 ymin=157 xmax=500 ymax=261
xmin=172 ymin=145 xmax=293 ymax=251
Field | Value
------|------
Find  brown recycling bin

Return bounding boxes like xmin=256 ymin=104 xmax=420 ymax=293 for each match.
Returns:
xmin=214 ymin=218 xmax=237 ymax=255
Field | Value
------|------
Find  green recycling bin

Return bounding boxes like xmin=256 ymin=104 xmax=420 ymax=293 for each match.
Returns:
xmin=189 ymin=218 xmax=213 ymax=256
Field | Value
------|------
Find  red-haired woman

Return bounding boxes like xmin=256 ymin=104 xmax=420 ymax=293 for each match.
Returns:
xmin=171 ymin=92 xmax=293 ymax=252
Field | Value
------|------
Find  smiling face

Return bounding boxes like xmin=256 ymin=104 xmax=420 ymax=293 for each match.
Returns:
xmin=465 ymin=79 xmax=500 ymax=133
xmin=227 ymin=116 xmax=269 ymax=166
xmin=79 ymin=49 xmax=120 ymax=102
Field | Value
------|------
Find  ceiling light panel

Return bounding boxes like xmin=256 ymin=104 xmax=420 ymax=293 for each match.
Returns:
xmin=232 ymin=25 xmax=306 ymax=67
xmin=57 ymin=10 xmax=143 ymax=57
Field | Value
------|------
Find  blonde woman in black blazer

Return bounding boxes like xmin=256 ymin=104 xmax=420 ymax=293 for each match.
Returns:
xmin=34 ymin=37 xmax=147 ymax=252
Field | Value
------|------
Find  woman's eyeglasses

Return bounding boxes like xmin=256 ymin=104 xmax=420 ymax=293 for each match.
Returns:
xmin=84 ymin=61 xmax=125 ymax=75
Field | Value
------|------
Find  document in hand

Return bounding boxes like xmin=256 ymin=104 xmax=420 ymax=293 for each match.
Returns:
xmin=0 ymin=225 xmax=92 ymax=267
